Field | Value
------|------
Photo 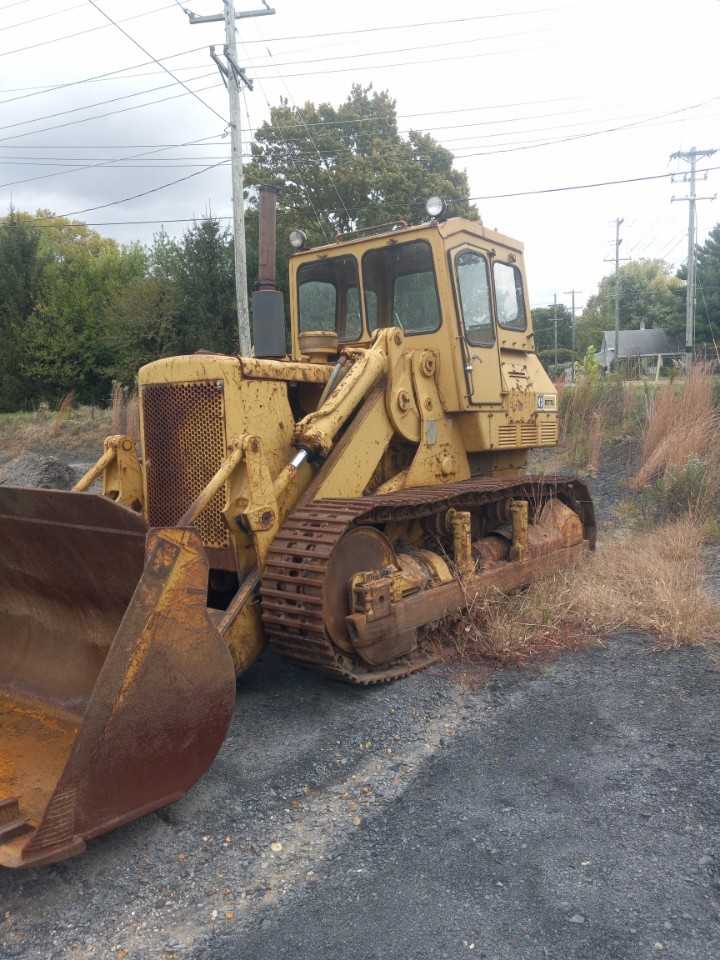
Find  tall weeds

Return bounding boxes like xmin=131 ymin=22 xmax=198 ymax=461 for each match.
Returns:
xmin=437 ymin=520 xmax=720 ymax=665
xmin=630 ymin=364 xmax=720 ymax=520
xmin=560 ymin=374 xmax=627 ymax=470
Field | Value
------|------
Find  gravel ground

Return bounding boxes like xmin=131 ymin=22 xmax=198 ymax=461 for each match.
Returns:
xmin=531 ymin=436 xmax=641 ymax=532
xmin=2 ymin=445 xmax=719 ymax=959
xmin=0 ymin=454 xmax=76 ymax=490
xmin=2 ymin=636 xmax=720 ymax=960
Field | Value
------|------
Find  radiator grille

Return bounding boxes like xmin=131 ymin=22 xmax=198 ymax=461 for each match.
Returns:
xmin=142 ymin=380 xmax=229 ymax=548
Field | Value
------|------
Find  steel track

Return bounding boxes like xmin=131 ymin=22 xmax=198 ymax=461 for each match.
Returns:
xmin=260 ymin=475 xmax=595 ymax=685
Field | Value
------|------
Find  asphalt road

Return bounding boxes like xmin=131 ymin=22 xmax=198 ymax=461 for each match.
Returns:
xmin=2 ymin=634 xmax=719 ymax=960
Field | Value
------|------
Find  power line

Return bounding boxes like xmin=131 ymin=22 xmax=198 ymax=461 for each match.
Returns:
xmin=255 ymin=104 xmax=717 ymax=153
xmin=0 ymin=92 xmax=700 ymax=175
xmin=469 ymin=166 xmax=720 ymax=201
xmin=58 ymin=160 xmax=228 ymax=218
xmin=255 ymin=106 xmax=591 ymax=144
xmin=0 ymin=3 xmax=177 ymax=60
xmin=0 ymin=157 xmax=229 ymax=166
xmin=0 ymin=2 xmax=86 ymax=33
xmin=447 ymin=95 xmax=720 ymax=159
xmin=246 ymin=26 xmax=550 ymax=72
xmin=0 ymin=44 xmax=210 ymax=107
xmin=235 ymin=7 xmax=563 ymax=45
xmin=262 ymin=42 xmax=352 ymax=226
xmin=658 ymin=231 xmax=688 ymax=260
xmin=0 ymin=141 xmax=229 ymax=149
xmin=2 ymin=99 xmax=707 ymax=187
xmin=0 ymin=79 xmax=223 ymax=144
xmin=84 ymin=0 xmax=228 ymax=124
xmin=253 ymin=43 xmax=548 ymax=81
xmin=7 ymin=162 xmax=720 ymax=230
xmin=3 ymin=214 xmax=236 ymax=228
xmin=0 ymin=95 xmax=581 ymax=137
xmin=0 ymin=71 xmax=217 ymax=136
xmin=0 ymin=131 xmax=226 ymax=191
xmin=238 ymin=35 xmax=331 ymax=241
xmin=142 ymin=99 xmax=713 ymax=167
xmin=0 ymin=0 xmax=34 ymax=11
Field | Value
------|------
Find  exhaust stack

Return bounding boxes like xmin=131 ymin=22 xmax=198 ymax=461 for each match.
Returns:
xmin=257 ymin=185 xmax=279 ymax=291
xmin=252 ymin=185 xmax=286 ymax=358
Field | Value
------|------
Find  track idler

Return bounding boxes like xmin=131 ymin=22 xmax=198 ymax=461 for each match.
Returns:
xmin=0 ymin=489 xmax=236 ymax=868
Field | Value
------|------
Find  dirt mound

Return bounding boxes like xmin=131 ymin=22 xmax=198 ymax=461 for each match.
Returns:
xmin=0 ymin=453 xmax=76 ymax=490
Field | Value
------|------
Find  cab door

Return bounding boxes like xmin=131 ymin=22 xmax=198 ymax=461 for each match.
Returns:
xmin=450 ymin=246 xmax=503 ymax=406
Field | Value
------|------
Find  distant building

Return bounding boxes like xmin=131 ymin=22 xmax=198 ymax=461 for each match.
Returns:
xmin=595 ymin=328 xmax=681 ymax=373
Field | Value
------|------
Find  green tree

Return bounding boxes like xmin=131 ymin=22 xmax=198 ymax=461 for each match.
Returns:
xmin=531 ymin=303 xmax=573 ymax=356
xmin=108 ymin=220 xmax=236 ymax=383
xmin=576 ymin=259 xmax=685 ymax=354
xmin=175 ymin=218 xmax=236 ymax=352
xmin=690 ymin=223 xmax=720 ymax=345
xmin=0 ymin=211 xmax=46 ymax=409
xmin=4 ymin=211 xmax=146 ymax=405
xmin=244 ymin=85 xmax=477 ymax=309
xmin=106 ymin=274 xmax=180 ymax=385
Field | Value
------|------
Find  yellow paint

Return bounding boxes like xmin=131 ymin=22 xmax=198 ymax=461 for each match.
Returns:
xmin=78 ymin=216 xmax=559 ymax=677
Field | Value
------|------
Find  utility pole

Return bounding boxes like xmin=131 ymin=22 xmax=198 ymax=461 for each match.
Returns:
xmin=563 ymin=288 xmax=581 ymax=380
xmin=671 ymin=147 xmax=717 ymax=366
xmin=563 ymin=288 xmax=581 ymax=354
xmin=184 ymin=0 xmax=276 ymax=356
xmin=604 ymin=219 xmax=629 ymax=372
xmin=553 ymin=292 xmax=558 ymax=367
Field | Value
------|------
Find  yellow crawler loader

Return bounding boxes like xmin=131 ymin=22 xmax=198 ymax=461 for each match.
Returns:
xmin=0 ymin=190 xmax=595 ymax=867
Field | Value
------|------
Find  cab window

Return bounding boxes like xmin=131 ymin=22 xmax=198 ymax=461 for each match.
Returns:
xmin=455 ymin=249 xmax=494 ymax=346
xmin=364 ymin=240 xmax=441 ymax=335
xmin=297 ymin=256 xmax=362 ymax=341
xmin=494 ymin=261 xmax=527 ymax=331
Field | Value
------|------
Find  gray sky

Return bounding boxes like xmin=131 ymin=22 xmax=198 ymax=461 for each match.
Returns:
xmin=1 ymin=0 xmax=719 ymax=311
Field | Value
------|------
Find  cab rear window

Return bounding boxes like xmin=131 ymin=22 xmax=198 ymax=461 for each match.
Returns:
xmin=494 ymin=261 xmax=527 ymax=331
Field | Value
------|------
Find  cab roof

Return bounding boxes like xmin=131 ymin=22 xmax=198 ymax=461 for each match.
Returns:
xmin=290 ymin=216 xmax=524 ymax=259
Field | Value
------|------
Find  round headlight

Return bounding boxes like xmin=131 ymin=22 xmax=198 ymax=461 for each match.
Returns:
xmin=289 ymin=229 xmax=307 ymax=250
xmin=426 ymin=196 xmax=446 ymax=219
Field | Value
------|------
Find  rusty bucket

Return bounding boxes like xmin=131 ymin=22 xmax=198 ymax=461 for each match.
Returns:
xmin=0 ymin=488 xmax=237 ymax=868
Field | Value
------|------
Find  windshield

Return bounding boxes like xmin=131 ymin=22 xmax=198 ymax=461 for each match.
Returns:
xmin=297 ymin=255 xmax=362 ymax=340
xmin=363 ymin=240 xmax=441 ymax=335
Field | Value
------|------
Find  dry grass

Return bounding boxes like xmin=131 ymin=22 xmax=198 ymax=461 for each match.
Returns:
xmin=436 ymin=520 xmax=720 ymax=666
xmin=0 ymin=405 xmax=111 ymax=460
xmin=109 ymin=384 xmax=140 ymax=449
xmin=633 ymin=365 xmax=720 ymax=488
xmin=51 ymin=391 xmax=75 ymax=436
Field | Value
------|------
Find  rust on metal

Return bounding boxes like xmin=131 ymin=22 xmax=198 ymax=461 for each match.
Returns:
xmin=0 ymin=491 xmax=237 ymax=869
xmin=257 ymin=184 xmax=279 ymax=290
xmin=239 ymin=357 xmax=332 ymax=384
xmin=261 ymin=475 xmax=594 ymax=684
xmin=142 ymin=379 xmax=229 ymax=548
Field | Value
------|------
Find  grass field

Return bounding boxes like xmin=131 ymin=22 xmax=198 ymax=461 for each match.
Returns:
xmin=0 ymin=406 xmax=111 ymax=462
